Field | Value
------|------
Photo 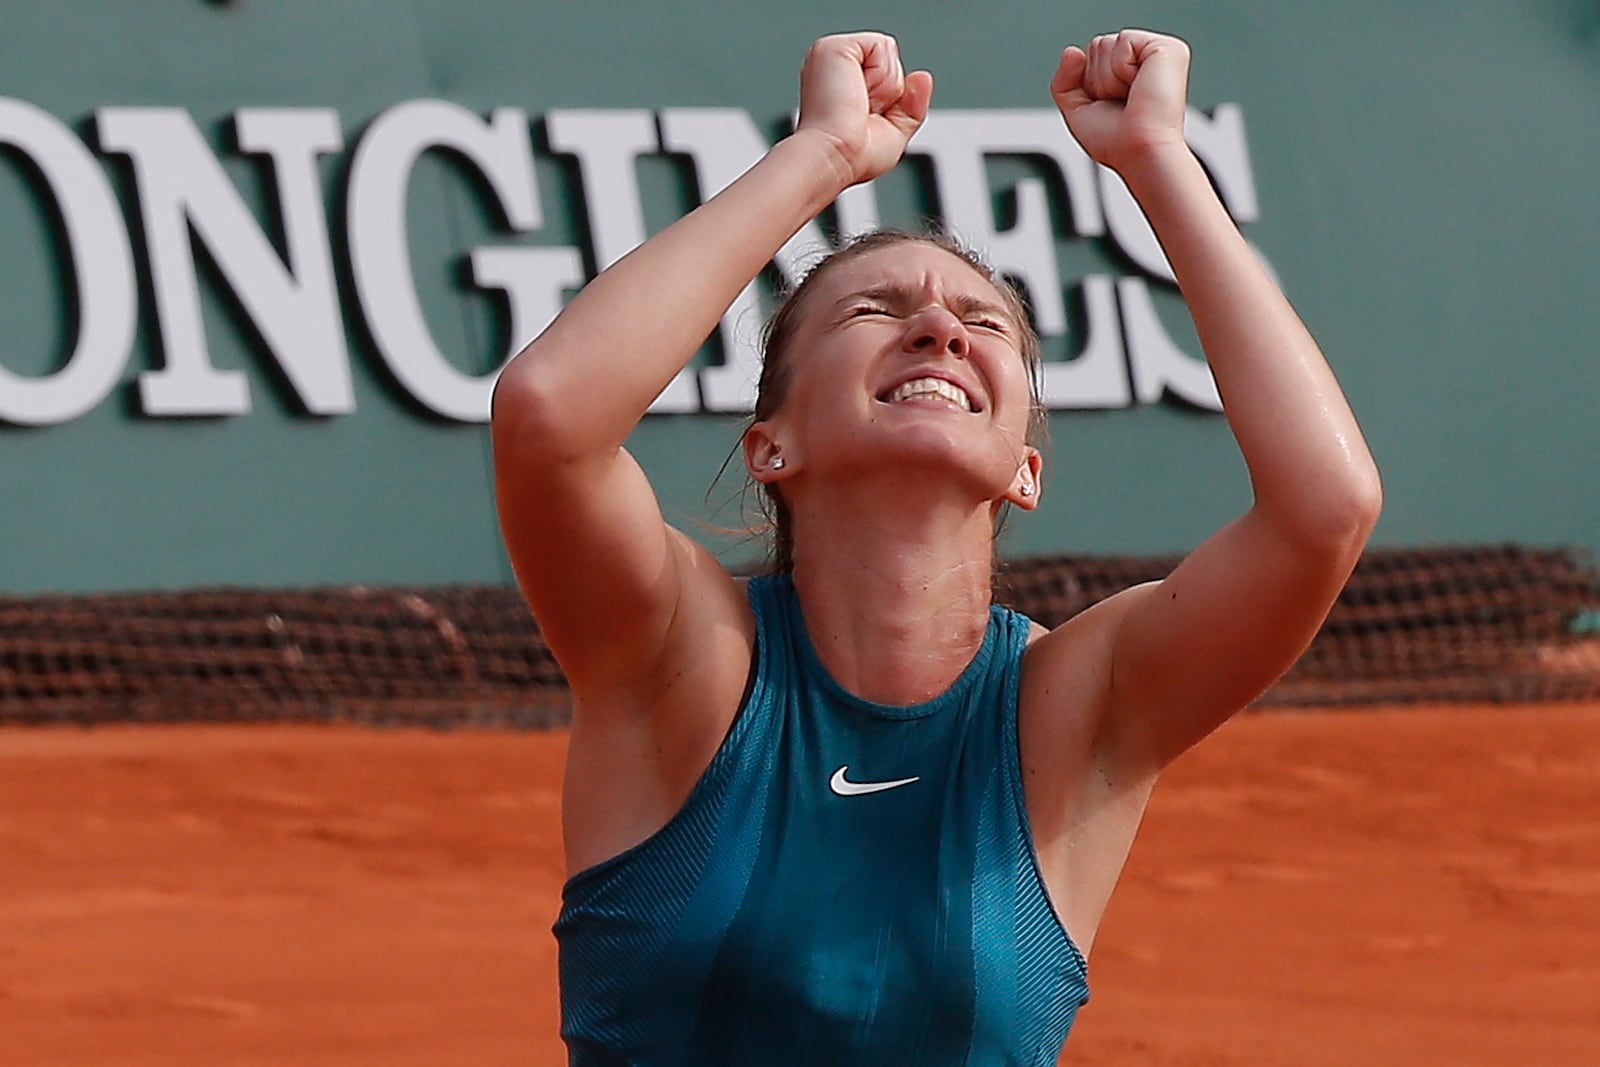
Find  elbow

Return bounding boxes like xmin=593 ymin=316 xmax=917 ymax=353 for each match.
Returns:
xmin=1343 ymin=454 xmax=1385 ymax=537
xmin=1332 ymin=468 xmax=1384 ymax=557
xmin=490 ymin=343 xmax=594 ymax=467
xmin=1261 ymin=461 xmax=1384 ymax=562
xmin=489 ymin=351 xmax=543 ymax=432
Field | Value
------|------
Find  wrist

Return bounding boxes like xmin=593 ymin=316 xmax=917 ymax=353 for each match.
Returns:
xmin=1109 ymin=137 xmax=1203 ymax=196
xmin=777 ymin=126 xmax=861 ymax=203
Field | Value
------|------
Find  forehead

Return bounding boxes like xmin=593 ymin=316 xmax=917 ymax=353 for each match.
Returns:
xmin=809 ymin=241 xmax=1007 ymax=304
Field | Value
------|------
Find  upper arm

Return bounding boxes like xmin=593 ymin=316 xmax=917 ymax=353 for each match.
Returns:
xmin=1089 ymin=508 xmax=1373 ymax=774
xmin=490 ymin=378 xmax=751 ymax=708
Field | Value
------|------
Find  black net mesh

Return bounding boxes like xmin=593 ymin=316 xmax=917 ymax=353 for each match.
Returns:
xmin=4 ymin=545 xmax=1598 ymax=727
xmin=995 ymin=544 xmax=1600 ymax=707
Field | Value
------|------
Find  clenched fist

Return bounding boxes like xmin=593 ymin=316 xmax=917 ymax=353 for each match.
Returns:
xmin=1050 ymin=29 xmax=1191 ymax=172
xmin=795 ymin=32 xmax=933 ymax=188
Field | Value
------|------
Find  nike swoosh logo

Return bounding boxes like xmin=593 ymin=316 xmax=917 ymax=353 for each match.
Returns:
xmin=829 ymin=765 xmax=920 ymax=797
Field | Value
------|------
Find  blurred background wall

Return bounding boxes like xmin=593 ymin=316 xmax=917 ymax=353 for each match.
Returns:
xmin=2 ymin=0 xmax=1596 ymax=594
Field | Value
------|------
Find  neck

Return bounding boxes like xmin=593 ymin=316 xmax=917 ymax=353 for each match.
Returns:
xmin=786 ymin=477 xmax=998 ymax=705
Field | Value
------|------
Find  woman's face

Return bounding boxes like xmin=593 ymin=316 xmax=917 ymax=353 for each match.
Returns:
xmin=750 ymin=241 xmax=1041 ymax=505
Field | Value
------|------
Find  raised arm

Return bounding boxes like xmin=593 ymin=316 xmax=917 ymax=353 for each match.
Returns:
xmin=1044 ymin=31 xmax=1382 ymax=773
xmin=491 ymin=34 xmax=932 ymax=703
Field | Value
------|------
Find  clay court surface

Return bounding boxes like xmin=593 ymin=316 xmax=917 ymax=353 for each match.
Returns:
xmin=3 ymin=703 xmax=1598 ymax=1066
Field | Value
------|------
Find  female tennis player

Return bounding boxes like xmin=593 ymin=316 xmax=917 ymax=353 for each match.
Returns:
xmin=492 ymin=28 xmax=1381 ymax=1065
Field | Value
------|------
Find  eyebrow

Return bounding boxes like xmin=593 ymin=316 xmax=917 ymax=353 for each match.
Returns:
xmin=835 ymin=283 xmax=1017 ymax=329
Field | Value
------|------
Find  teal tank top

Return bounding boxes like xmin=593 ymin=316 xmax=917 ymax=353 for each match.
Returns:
xmin=555 ymin=574 xmax=1089 ymax=1065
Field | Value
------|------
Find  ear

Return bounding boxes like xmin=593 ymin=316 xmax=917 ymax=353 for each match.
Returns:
xmin=743 ymin=421 xmax=794 ymax=485
xmin=1003 ymin=447 xmax=1043 ymax=510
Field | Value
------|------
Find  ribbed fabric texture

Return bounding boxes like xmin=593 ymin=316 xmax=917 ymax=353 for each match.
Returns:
xmin=555 ymin=574 xmax=1089 ymax=1065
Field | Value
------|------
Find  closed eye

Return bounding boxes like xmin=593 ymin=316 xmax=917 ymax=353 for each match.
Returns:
xmin=845 ymin=304 xmax=892 ymax=319
xmin=967 ymin=317 xmax=1010 ymax=334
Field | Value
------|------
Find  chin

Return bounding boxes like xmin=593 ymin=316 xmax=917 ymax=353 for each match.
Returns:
xmin=876 ymin=431 xmax=1009 ymax=491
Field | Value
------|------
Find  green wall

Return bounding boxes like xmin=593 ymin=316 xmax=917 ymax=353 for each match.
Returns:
xmin=2 ymin=0 xmax=1598 ymax=593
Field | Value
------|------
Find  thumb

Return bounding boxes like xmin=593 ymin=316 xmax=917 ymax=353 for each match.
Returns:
xmin=886 ymin=69 xmax=934 ymax=134
xmin=1049 ymin=46 xmax=1089 ymax=110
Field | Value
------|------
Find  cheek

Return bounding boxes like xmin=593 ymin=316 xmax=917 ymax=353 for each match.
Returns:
xmin=987 ymin=353 xmax=1035 ymax=418
xmin=786 ymin=346 xmax=867 ymax=411
xmin=766 ymin=377 xmax=843 ymax=451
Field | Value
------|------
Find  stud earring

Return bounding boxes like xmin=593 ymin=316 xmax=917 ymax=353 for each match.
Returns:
xmin=772 ymin=456 xmax=786 ymax=471
xmin=1019 ymin=483 xmax=1033 ymax=497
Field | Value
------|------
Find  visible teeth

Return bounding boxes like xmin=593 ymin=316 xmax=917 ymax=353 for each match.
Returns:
xmin=888 ymin=377 xmax=972 ymax=411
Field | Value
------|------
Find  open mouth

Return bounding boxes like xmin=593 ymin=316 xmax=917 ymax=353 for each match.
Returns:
xmin=879 ymin=376 xmax=977 ymax=412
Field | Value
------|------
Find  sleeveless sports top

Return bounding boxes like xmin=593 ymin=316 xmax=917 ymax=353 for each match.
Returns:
xmin=555 ymin=574 xmax=1089 ymax=1065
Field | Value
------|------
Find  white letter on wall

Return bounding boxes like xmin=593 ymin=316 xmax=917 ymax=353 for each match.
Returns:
xmin=1035 ymin=276 xmax=1130 ymax=409
xmin=1118 ymin=278 xmax=1222 ymax=409
xmin=96 ymin=107 xmax=351 ymax=416
xmin=0 ymin=98 xmax=136 ymax=426
xmin=1099 ymin=104 xmax=1261 ymax=284
xmin=911 ymin=109 xmax=1105 ymax=335
xmin=348 ymin=101 xmax=576 ymax=423
xmin=912 ymin=110 xmax=1128 ymax=408
xmin=1098 ymin=104 xmax=1258 ymax=411
xmin=659 ymin=108 xmax=879 ymax=412
xmin=545 ymin=109 xmax=695 ymax=413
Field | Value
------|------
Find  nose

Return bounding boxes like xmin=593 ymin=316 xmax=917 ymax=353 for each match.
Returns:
xmin=902 ymin=305 xmax=969 ymax=358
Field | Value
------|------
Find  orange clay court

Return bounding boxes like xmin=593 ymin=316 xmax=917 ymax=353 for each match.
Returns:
xmin=3 ymin=702 xmax=1598 ymax=1066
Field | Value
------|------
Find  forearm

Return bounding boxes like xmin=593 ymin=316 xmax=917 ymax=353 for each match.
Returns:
xmin=493 ymin=129 xmax=851 ymax=457
xmin=1120 ymin=144 xmax=1382 ymax=541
